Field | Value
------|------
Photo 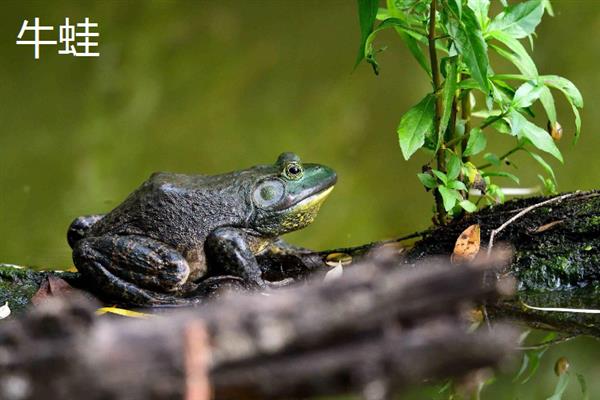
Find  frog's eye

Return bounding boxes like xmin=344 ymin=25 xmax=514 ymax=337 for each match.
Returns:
xmin=253 ymin=180 xmax=285 ymax=208
xmin=283 ymin=162 xmax=303 ymax=180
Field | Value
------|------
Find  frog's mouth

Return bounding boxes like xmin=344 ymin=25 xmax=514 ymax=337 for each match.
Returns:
xmin=287 ymin=186 xmax=334 ymax=213
xmin=274 ymin=185 xmax=334 ymax=232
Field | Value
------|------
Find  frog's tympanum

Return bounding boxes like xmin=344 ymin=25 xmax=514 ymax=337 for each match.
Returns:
xmin=68 ymin=153 xmax=336 ymax=306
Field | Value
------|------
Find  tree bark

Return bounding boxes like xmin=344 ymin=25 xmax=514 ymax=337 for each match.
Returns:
xmin=0 ymin=255 xmax=516 ymax=400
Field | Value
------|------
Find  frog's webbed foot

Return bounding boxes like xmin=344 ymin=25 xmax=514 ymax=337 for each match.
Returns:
xmin=205 ymin=227 xmax=268 ymax=289
xmin=73 ymin=235 xmax=195 ymax=306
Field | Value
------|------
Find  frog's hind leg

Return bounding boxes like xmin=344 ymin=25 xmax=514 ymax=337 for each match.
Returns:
xmin=67 ymin=214 xmax=105 ymax=248
xmin=73 ymin=235 xmax=194 ymax=306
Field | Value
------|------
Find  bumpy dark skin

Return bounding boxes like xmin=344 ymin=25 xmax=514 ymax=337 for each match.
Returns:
xmin=68 ymin=153 xmax=336 ymax=306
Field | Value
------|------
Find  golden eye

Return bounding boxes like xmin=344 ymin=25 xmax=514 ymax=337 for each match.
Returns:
xmin=284 ymin=162 xmax=303 ymax=180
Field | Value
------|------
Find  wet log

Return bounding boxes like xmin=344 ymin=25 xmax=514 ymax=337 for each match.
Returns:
xmin=0 ymin=255 xmax=516 ymax=400
xmin=1 ymin=191 xmax=599 ymax=333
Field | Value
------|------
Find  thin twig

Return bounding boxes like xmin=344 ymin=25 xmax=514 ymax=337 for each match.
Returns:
xmin=486 ymin=192 xmax=579 ymax=256
xmin=477 ymin=145 xmax=522 ymax=170
xmin=517 ymin=334 xmax=578 ymax=351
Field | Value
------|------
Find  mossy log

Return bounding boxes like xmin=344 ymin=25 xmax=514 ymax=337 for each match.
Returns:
xmin=1 ymin=191 xmax=599 ymax=334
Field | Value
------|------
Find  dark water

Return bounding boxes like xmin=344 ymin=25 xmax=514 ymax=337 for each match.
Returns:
xmin=1 ymin=1 xmax=599 ymax=397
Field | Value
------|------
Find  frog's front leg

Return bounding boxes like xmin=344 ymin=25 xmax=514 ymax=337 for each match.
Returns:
xmin=204 ymin=227 xmax=267 ymax=289
xmin=73 ymin=235 xmax=193 ymax=305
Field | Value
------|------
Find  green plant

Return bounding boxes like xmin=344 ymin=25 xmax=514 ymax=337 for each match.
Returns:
xmin=355 ymin=0 xmax=583 ymax=224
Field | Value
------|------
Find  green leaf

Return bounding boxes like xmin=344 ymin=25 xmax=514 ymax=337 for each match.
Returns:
xmin=384 ymin=0 xmax=431 ymax=75
xmin=538 ymin=174 xmax=557 ymax=194
xmin=512 ymin=81 xmax=544 ymax=109
xmin=397 ymin=94 xmax=436 ymax=160
xmin=364 ymin=18 xmax=430 ymax=75
xmin=546 ymin=372 xmax=570 ymax=400
xmin=484 ymin=152 xmax=501 ymax=166
xmin=467 ymin=0 xmax=490 ymax=29
xmin=543 ymin=0 xmax=554 ymax=17
xmin=376 ymin=7 xmax=392 ymax=20
xmin=539 ymin=75 xmax=584 ymax=141
xmin=539 ymin=75 xmax=584 ymax=108
xmin=458 ymin=78 xmax=480 ymax=91
xmin=355 ymin=0 xmax=380 ymax=69
xmin=482 ymin=171 xmax=520 ymax=184
xmin=489 ymin=0 xmax=545 ymax=39
xmin=490 ymin=79 xmax=516 ymax=107
xmin=449 ymin=7 xmax=490 ymax=93
xmin=417 ymin=172 xmax=437 ymax=189
xmin=511 ymin=110 xmax=563 ymax=162
xmin=514 ymin=352 xmax=530 ymax=383
xmin=398 ymin=30 xmax=431 ymax=76
xmin=438 ymin=186 xmax=462 ymax=212
xmin=464 ymin=128 xmax=487 ymax=156
xmin=572 ymin=103 xmax=582 ymax=142
xmin=432 ymin=169 xmax=448 ymax=185
xmin=438 ymin=57 xmax=458 ymax=149
xmin=459 ymin=199 xmax=478 ymax=212
xmin=539 ymin=86 xmax=557 ymax=124
xmin=447 ymin=0 xmax=462 ymax=19
xmin=488 ymin=31 xmax=538 ymax=78
xmin=576 ymin=373 xmax=589 ymax=400
xmin=448 ymin=180 xmax=468 ymax=191
xmin=447 ymin=152 xmax=462 ymax=180
xmin=526 ymin=149 xmax=556 ymax=181
xmin=519 ymin=345 xmax=551 ymax=383
xmin=363 ymin=18 xmax=415 ymax=74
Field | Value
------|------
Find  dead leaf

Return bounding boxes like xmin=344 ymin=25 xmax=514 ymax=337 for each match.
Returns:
xmin=31 ymin=275 xmax=79 ymax=306
xmin=325 ymin=252 xmax=352 ymax=267
xmin=531 ymin=220 xmax=563 ymax=234
xmin=451 ymin=224 xmax=481 ymax=264
xmin=96 ymin=306 xmax=153 ymax=319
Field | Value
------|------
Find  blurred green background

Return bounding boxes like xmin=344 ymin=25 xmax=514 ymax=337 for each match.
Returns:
xmin=0 ymin=1 xmax=599 ymax=398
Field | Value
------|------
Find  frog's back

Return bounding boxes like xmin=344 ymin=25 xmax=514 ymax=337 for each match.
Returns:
xmin=88 ymin=171 xmax=254 ymax=249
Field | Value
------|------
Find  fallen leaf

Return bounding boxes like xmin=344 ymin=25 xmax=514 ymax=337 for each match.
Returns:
xmin=451 ymin=224 xmax=481 ymax=264
xmin=531 ymin=220 xmax=563 ymax=234
xmin=31 ymin=275 xmax=79 ymax=306
xmin=96 ymin=306 xmax=153 ymax=319
xmin=325 ymin=252 xmax=352 ymax=267
xmin=0 ymin=302 xmax=10 ymax=319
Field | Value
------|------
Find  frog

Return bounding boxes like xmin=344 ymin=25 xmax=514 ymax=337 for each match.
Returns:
xmin=67 ymin=152 xmax=336 ymax=306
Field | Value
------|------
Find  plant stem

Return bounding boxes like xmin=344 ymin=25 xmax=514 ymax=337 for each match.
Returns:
xmin=428 ymin=0 xmax=446 ymax=225
xmin=477 ymin=145 xmax=523 ymax=169
xmin=460 ymin=89 xmax=472 ymax=163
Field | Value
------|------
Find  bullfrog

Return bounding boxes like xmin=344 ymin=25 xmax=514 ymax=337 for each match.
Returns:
xmin=67 ymin=152 xmax=336 ymax=306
